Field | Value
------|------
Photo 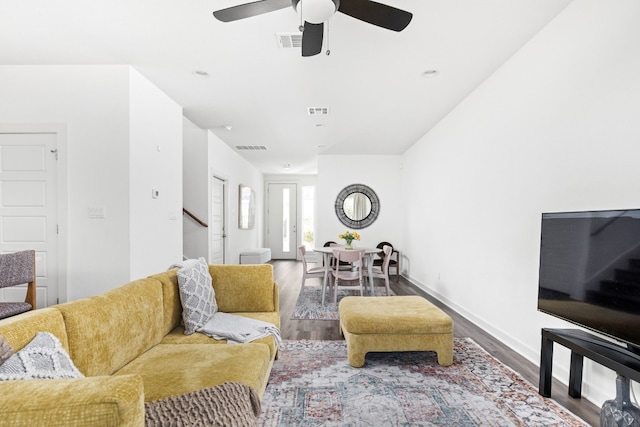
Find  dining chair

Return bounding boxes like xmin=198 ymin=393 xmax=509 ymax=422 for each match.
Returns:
xmin=373 ymin=241 xmax=400 ymax=282
xmin=364 ymin=245 xmax=393 ymax=296
xmin=0 ymin=250 xmax=37 ymax=320
xmin=299 ymin=246 xmax=325 ymax=289
xmin=331 ymin=248 xmax=365 ymax=304
xmin=324 ymin=241 xmax=351 ymax=270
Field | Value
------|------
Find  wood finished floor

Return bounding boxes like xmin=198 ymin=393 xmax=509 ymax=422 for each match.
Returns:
xmin=272 ymin=259 xmax=600 ymax=426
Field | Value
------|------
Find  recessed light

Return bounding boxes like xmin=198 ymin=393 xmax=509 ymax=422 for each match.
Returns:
xmin=316 ymin=144 xmax=325 ymax=149
xmin=193 ymin=70 xmax=210 ymax=78
xmin=223 ymin=125 xmax=232 ymax=131
xmin=421 ymin=70 xmax=438 ymax=78
xmin=282 ymin=163 xmax=291 ymax=169
xmin=314 ymin=124 xmax=325 ymax=128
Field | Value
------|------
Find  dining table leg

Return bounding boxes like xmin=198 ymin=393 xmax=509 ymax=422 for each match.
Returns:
xmin=321 ymin=252 xmax=331 ymax=305
xmin=366 ymin=254 xmax=375 ymax=295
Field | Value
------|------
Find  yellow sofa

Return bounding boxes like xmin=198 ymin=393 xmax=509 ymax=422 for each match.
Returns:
xmin=0 ymin=264 xmax=279 ymax=427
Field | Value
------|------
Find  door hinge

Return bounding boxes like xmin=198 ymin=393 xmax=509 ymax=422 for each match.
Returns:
xmin=51 ymin=149 xmax=58 ymax=160
xmin=56 ymin=224 xmax=59 ymax=234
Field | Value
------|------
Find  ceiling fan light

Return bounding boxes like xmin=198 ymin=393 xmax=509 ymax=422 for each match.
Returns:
xmin=296 ymin=0 xmax=339 ymax=24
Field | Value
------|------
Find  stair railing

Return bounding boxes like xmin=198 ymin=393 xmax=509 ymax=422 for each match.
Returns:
xmin=591 ymin=210 xmax=628 ymax=236
xmin=182 ymin=208 xmax=208 ymax=228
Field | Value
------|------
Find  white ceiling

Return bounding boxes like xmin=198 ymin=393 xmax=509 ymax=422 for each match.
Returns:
xmin=0 ymin=0 xmax=572 ymax=174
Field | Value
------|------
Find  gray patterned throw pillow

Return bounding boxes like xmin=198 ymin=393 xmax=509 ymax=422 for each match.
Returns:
xmin=0 ymin=332 xmax=84 ymax=380
xmin=0 ymin=335 xmax=14 ymax=365
xmin=177 ymin=257 xmax=217 ymax=335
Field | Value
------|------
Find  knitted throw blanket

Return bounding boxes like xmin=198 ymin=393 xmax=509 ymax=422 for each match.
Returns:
xmin=145 ymin=382 xmax=261 ymax=427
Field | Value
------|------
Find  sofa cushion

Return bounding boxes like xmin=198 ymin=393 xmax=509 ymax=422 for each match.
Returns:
xmin=56 ymin=278 xmax=165 ymax=377
xmin=0 ymin=308 xmax=69 ymax=355
xmin=0 ymin=332 xmax=83 ymax=380
xmin=115 ymin=342 xmax=273 ymax=401
xmin=160 ymin=311 xmax=281 ymax=359
xmin=151 ymin=267 xmax=281 ymax=335
xmin=148 ymin=269 xmax=183 ymax=336
xmin=0 ymin=374 xmax=145 ymax=426
xmin=209 ymin=264 xmax=277 ymax=312
xmin=177 ymin=258 xmax=217 ymax=335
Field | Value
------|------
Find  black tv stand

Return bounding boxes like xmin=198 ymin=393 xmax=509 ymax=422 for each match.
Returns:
xmin=539 ymin=328 xmax=640 ymax=398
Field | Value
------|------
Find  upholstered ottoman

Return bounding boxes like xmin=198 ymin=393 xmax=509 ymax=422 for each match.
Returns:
xmin=339 ymin=295 xmax=454 ymax=368
xmin=239 ymin=248 xmax=271 ymax=264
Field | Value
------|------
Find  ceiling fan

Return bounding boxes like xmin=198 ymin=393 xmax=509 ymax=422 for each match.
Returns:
xmin=213 ymin=0 xmax=412 ymax=57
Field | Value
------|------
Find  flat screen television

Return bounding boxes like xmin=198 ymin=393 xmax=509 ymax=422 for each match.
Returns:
xmin=537 ymin=208 xmax=640 ymax=352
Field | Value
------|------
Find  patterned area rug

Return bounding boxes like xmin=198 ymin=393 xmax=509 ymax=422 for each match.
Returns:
xmin=258 ymin=339 xmax=589 ymax=427
xmin=291 ymin=285 xmax=394 ymax=320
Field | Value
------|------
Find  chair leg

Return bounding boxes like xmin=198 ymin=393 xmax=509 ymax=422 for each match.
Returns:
xmin=323 ymin=269 xmax=332 ymax=305
xmin=384 ymin=276 xmax=390 ymax=296
xmin=26 ymin=280 xmax=36 ymax=310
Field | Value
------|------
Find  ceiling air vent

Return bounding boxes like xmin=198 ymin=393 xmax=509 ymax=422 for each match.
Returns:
xmin=308 ymin=107 xmax=329 ymax=115
xmin=276 ymin=32 xmax=302 ymax=49
xmin=235 ymin=145 xmax=268 ymax=151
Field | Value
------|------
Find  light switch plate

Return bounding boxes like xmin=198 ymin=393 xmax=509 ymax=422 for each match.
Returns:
xmin=88 ymin=206 xmax=106 ymax=219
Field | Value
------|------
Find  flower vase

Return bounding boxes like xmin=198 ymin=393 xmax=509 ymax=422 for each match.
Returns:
xmin=600 ymin=375 xmax=640 ymax=427
xmin=344 ymin=239 xmax=353 ymax=249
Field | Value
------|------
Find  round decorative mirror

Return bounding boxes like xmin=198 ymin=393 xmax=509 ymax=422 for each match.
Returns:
xmin=335 ymin=184 xmax=380 ymax=229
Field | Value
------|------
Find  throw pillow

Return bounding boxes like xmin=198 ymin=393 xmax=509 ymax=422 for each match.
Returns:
xmin=0 ymin=332 xmax=84 ymax=380
xmin=0 ymin=335 xmax=14 ymax=365
xmin=177 ymin=257 xmax=217 ymax=335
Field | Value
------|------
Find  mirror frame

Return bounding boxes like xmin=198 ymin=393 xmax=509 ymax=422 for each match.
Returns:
xmin=334 ymin=183 xmax=380 ymax=229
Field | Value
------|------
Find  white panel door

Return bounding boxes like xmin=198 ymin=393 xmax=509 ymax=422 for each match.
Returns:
xmin=267 ymin=183 xmax=297 ymax=259
xmin=0 ymin=133 xmax=58 ymax=307
xmin=210 ymin=176 xmax=225 ymax=264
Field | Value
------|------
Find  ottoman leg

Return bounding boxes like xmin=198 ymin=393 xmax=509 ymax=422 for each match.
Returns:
xmin=348 ymin=351 xmax=366 ymax=368
xmin=436 ymin=350 xmax=453 ymax=366
xmin=435 ymin=334 xmax=454 ymax=366
xmin=342 ymin=329 xmax=367 ymax=368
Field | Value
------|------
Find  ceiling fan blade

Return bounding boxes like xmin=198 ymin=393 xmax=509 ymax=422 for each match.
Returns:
xmin=213 ymin=0 xmax=291 ymax=22
xmin=338 ymin=0 xmax=412 ymax=32
xmin=302 ymin=22 xmax=323 ymax=57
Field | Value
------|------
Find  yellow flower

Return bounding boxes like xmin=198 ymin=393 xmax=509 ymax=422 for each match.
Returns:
xmin=338 ymin=230 xmax=360 ymax=241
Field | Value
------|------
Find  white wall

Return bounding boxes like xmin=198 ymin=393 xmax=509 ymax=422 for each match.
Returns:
xmin=317 ymin=155 xmax=403 ymax=251
xmin=0 ymin=65 xmax=183 ymax=300
xmin=129 ymin=68 xmax=183 ymax=279
xmin=182 ymin=118 xmax=210 ymax=260
xmin=401 ymin=0 xmax=640 ymax=405
xmin=206 ymin=131 xmax=264 ymax=264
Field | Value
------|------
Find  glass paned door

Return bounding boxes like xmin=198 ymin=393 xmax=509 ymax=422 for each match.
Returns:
xmin=267 ymin=183 xmax=297 ymax=259
xmin=301 ymin=186 xmax=315 ymax=250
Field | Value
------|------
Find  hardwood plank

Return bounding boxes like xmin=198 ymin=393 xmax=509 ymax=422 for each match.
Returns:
xmin=272 ymin=259 xmax=600 ymax=426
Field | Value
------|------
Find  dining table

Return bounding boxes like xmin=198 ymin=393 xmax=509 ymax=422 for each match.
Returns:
xmin=313 ymin=245 xmax=382 ymax=304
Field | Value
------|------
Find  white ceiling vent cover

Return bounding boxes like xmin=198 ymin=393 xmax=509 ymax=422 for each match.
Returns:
xmin=276 ymin=32 xmax=303 ymax=49
xmin=235 ymin=145 xmax=268 ymax=151
xmin=308 ymin=107 xmax=329 ymax=115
